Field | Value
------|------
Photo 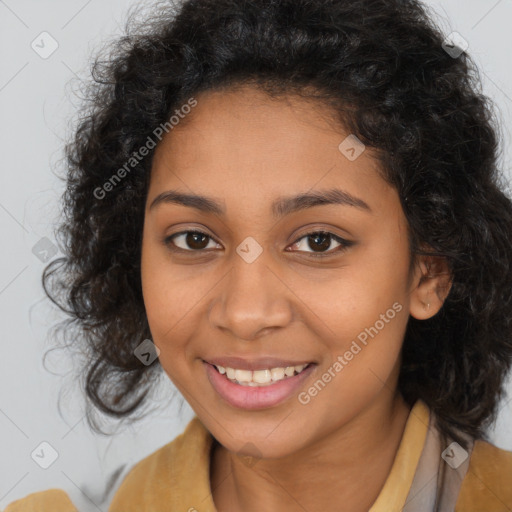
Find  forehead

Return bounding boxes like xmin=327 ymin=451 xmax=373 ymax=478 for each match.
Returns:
xmin=149 ymin=86 xmax=395 ymax=215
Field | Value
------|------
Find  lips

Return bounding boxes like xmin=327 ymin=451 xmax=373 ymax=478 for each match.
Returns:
xmin=204 ymin=360 xmax=317 ymax=409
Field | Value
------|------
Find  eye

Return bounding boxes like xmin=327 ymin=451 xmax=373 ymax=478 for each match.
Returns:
xmin=163 ymin=229 xmax=353 ymax=256
xmin=164 ymin=230 xmax=221 ymax=252
xmin=287 ymin=231 xmax=354 ymax=256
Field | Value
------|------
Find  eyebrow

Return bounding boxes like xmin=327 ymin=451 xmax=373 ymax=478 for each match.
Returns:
xmin=148 ymin=188 xmax=372 ymax=217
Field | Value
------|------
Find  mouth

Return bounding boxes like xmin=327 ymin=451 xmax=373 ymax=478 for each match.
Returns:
xmin=211 ymin=362 xmax=313 ymax=386
xmin=203 ymin=360 xmax=317 ymax=410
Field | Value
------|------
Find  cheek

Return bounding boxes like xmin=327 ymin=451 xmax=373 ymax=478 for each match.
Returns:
xmin=291 ymin=233 xmax=410 ymax=416
xmin=330 ymin=233 xmax=410 ymax=385
xmin=140 ymin=237 xmax=206 ymax=371
xmin=296 ymin=265 xmax=408 ymax=424
xmin=292 ymin=233 xmax=410 ymax=345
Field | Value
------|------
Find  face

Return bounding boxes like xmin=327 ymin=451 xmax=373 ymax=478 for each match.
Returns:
xmin=141 ymin=85 xmax=423 ymax=459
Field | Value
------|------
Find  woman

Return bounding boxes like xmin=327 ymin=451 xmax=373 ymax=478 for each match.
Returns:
xmin=5 ymin=0 xmax=512 ymax=510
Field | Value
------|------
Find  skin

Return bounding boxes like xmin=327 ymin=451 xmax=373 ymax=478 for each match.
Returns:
xmin=140 ymin=85 xmax=452 ymax=512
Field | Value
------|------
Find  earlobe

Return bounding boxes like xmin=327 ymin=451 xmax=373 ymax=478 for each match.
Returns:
xmin=409 ymin=254 xmax=452 ymax=320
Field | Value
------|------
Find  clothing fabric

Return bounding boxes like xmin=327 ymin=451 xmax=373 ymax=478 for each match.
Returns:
xmin=3 ymin=399 xmax=512 ymax=511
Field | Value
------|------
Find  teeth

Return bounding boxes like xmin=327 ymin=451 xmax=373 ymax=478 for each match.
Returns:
xmin=214 ymin=363 xmax=309 ymax=386
xmin=235 ymin=369 xmax=252 ymax=383
xmin=270 ymin=367 xmax=285 ymax=380
xmin=284 ymin=366 xmax=295 ymax=377
xmin=253 ymin=369 xmax=271 ymax=384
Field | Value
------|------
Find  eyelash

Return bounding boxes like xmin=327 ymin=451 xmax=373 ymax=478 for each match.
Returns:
xmin=163 ymin=229 xmax=354 ymax=258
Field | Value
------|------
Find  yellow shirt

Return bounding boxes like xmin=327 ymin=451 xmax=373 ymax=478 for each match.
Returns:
xmin=3 ymin=399 xmax=512 ymax=511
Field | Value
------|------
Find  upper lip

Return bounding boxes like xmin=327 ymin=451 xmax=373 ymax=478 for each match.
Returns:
xmin=204 ymin=356 xmax=315 ymax=371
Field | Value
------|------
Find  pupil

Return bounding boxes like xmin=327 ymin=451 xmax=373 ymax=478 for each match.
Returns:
xmin=308 ymin=233 xmax=330 ymax=252
xmin=186 ymin=232 xmax=208 ymax=250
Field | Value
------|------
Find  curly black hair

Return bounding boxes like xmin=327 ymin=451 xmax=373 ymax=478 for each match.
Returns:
xmin=43 ymin=0 xmax=512 ymax=448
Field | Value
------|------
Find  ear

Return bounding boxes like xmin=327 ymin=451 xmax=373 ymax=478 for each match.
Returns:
xmin=409 ymin=251 xmax=452 ymax=320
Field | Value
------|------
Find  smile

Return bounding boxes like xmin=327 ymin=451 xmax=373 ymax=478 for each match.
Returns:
xmin=204 ymin=361 xmax=317 ymax=410
xmin=213 ymin=363 xmax=310 ymax=386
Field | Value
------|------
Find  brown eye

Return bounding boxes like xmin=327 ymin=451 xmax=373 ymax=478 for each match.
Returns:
xmin=165 ymin=231 xmax=221 ymax=251
xmin=289 ymin=231 xmax=354 ymax=255
xmin=307 ymin=232 xmax=332 ymax=252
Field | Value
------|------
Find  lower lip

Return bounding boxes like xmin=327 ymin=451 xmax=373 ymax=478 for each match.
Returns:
xmin=204 ymin=362 xmax=316 ymax=410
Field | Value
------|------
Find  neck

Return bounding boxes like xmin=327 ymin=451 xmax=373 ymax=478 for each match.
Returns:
xmin=210 ymin=391 xmax=412 ymax=512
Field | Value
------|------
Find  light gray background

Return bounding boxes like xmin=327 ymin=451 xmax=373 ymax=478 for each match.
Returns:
xmin=1 ymin=1 xmax=511 ymax=510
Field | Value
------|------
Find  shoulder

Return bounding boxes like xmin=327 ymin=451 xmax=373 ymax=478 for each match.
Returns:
xmin=3 ymin=488 xmax=78 ymax=511
xmin=107 ymin=433 xmax=176 ymax=505
xmin=108 ymin=416 xmax=214 ymax=511
xmin=2 ymin=418 xmax=212 ymax=512
xmin=456 ymin=439 xmax=512 ymax=512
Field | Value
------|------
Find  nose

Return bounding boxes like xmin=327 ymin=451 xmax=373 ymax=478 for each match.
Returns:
xmin=208 ymin=252 xmax=294 ymax=341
